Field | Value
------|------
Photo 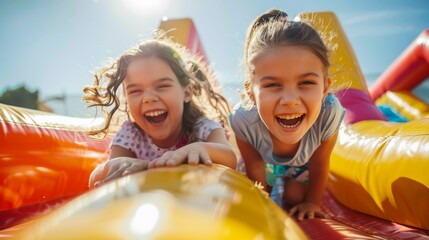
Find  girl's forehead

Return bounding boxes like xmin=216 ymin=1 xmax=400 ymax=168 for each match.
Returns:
xmin=127 ymin=56 xmax=164 ymax=67
xmin=255 ymin=45 xmax=314 ymax=59
xmin=251 ymin=45 xmax=326 ymax=79
xmin=126 ymin=56 xmax=172 ymax=75
xmin=253 ymin=45 xmax=323 ymax=66
xmin=124 ymin=56 xmax=177 ymax=83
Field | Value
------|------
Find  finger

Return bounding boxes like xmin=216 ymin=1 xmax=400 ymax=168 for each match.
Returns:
xmin=122 ymin=161 xmax=149 ymax=176
xmin=165 ymin=158 xmax=178 ymax=167
xmin=154 ymin=158 xmax=168 ymax=168
xmin=315 ymin=211 xmax=326 ymax=218
xmin=152 ymin=152 xmax=175 ymax=167
xmin=105 ymin=162 xmax=120 ymax=176
xmin=148 ymin=160 xmax=156 ymax=169
xmin=297 ymin=211 xmax=305 ymax=221
xmin=102 ymin=166 xmax=128 ymax=183
xmin=307 ymin=211 xmax=315 ymax=219
xmin=148 ymin=157 xmax=167 ymax=169
xmin=107 ymin=160 xmax=133 ymax=175
xmin=93 ymin=161 xmax=121 ymax=186
xmin=187 ymin=151 xmax=199 ymax=165
xmin=288 ymin=206 xmax=297 ymax=216
xmin=158 ymin=158 xmax=170 ymax=167
xmin=148 ymin=159 xmax=166 ymax=168
xmin=165 ymin=158 xmax=180 ymax=166
xmin=199 ymin=151 xmax=212 ymax=166
xmin=165 ymin=151 xmax=188 ymax=166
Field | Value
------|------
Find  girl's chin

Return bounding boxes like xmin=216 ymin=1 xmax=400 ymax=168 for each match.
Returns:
xmin=276 ymin=137 xmax=302 ymax=145
xmin=273 ymin=122 xmax=302 ymax=133
xmin=272 ymin=129 xmax=304 ymax=143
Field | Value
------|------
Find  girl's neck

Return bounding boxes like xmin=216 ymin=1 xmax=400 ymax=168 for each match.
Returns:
xmin=271 ymin=139 xmax=300 ymax=158
xmin=134 ymin=122 xmax=188 ymax=149
xmin=152 ymin=131 xmax=188 ymax=149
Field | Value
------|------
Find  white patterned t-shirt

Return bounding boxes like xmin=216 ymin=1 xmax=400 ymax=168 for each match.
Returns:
xmin=111 ymin=117 xmax=221 ymax=160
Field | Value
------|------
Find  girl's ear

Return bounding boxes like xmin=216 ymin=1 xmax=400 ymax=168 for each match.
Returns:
xmin=184 ymin=84 xmax=193 ymax=103
xmin=244 ymin=81 xmax=255 ymax=103
xmin=323 ymin=77 xmax=331 ymax=101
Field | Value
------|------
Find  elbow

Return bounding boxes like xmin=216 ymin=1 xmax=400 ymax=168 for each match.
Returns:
xmin=220 ymin=145 xmax=238 ymax=169
xmin=226 ymin=151 xmax=238 ymax=169
xmin=222 ymin=145 xmax=238 ymax=169
xmin=206 ymin=143 xmax=238 ymax=169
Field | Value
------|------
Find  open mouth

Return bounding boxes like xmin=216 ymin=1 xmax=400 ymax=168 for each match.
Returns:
xmin=276 ymin=113 xmax=305 ymax=128
xmin=144 ymin=110 xmax=168 ymax=124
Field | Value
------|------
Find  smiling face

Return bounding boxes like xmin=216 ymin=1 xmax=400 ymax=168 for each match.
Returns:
xmin=247 ymin=45 xmax=329 ymax=153
xmin=124 ymin=56 xmax=192 ymax=148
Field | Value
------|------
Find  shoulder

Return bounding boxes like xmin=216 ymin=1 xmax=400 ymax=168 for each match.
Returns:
xmin=193 ymin=117 xmax=222 ymax=141
xmin=229 ymin=103 xmax=260 ymax=126
xmin=229 ymin=103 xmax=267 ymax=144
xmin=318 ymin=93 xmax=345 ymax=140
xmin=323 ymin=93 xmax=342 ymax=108
xmin=112 ymin=121 xmax=144 ymax=145
xmin=320 ymin=93 xmax=344 ymax=119
xmin=195 ymin=117 xmax=222 ymax=127
xmin=116 ymin=121 xmax=141 ymax=136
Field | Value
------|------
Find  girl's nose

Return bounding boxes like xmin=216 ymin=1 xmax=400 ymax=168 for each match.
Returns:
xmin=142 ymin=92 xmax=159 ymax=103
xmin=280 ymin=89 xmax=300 ymax=106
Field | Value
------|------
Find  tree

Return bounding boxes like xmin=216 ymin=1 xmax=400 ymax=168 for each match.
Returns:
xmin=0 ymin=85 xmax=39 ymax=110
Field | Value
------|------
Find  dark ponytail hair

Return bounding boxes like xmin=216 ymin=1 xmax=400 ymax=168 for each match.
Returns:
xmin=244 ymin=9 xmax=288 ymax=63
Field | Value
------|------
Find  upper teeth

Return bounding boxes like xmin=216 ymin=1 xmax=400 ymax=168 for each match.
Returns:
xmin=276 ymin=113 xmax=303 ymax=120
xmin=145 ymin=110 xmax=166 ymax=117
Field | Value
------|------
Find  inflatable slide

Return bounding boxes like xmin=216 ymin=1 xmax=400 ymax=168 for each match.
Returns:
xmin=0 ymin=11 xmax=428 ymax=239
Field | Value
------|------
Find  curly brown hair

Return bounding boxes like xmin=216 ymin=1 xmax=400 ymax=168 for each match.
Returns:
xmin=83 ymin=37 xmax=230 ymax=141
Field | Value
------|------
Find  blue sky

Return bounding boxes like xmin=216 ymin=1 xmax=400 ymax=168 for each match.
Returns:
xmin=0 ymin=0 xmax=428 ymax=116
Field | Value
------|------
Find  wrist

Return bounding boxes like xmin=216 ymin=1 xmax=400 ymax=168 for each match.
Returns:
xmin=304 ymin=195 xmax=322 ymax=206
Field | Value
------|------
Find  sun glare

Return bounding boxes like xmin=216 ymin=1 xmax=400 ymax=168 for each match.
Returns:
xmin=123 ymin=0 xmax=168 ymax=14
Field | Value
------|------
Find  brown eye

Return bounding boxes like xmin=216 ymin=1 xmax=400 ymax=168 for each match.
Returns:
xmin=300 ymin=81 xmax=316 ymax=86
xmin=128 ymin=90 xmax=140 ymax=94
xmin=263 ymin=83 xmax=280 ymax=88
xmin=157 ymin=84 xmax=171 ymax=90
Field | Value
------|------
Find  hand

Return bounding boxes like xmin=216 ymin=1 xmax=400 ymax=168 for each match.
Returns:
xmin=288 ymin=202 xmax=325 ymax=221
xmin=94 ymin=157 xmax=149 ymax=187
xmin=148 ymin=143 xmax=212 ymax=168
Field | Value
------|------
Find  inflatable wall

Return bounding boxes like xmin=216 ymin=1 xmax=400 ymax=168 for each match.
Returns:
xmin=1 ymin=11 xmax=428 ymax=240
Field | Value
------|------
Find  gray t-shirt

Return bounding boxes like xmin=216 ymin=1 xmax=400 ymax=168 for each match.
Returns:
xmin=229 ymin=93 xmax=345 ymax=167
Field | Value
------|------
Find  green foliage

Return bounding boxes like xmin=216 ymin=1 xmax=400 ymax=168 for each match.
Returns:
xmin=0 ymin=85 xmax=39 ymax=110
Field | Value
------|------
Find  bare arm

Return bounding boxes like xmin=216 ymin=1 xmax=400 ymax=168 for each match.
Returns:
xmin=109 ymin=145 xmax=136 ymax=159
xmin=149 ymin=128 xmax=237 ymax=169
xmin=305 ymin=132 xmax=338 ymax=205
xmin=235 ymin=136 xmax=267 ymax=190
xmin=203 ymin=128 xmax=238 ymax=169
xmin=289 ymin=132 xmax=339 ymax=220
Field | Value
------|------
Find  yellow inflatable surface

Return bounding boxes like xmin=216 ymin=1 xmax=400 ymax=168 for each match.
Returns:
xmin=15 ymin=164 xmax=306 ymax=240
xmin=376 ymin=90 xmax=429 ymax=120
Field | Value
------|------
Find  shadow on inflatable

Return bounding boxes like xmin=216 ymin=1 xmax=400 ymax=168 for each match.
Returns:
xmin=0 ymin=12 xmax=428 ymax=239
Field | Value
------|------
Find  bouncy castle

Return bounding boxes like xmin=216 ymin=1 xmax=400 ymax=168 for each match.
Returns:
xmin=0 ymin=11 xmax=428 ymax=239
